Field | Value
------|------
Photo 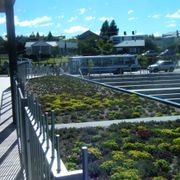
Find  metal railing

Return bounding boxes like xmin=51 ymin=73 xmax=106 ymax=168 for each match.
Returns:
xmin=15 ymin=63 xmax=89 ymax=180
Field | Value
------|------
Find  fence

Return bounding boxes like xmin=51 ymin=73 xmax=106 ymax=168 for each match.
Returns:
xmin=15 ymin=63 xmax=88 ymax=180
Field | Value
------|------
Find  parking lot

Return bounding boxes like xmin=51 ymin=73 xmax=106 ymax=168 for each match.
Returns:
xmin=90 ymin=69 xmax=180 ymax=107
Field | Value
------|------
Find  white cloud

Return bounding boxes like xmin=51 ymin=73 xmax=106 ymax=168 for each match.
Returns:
xmin=0 ymin=16 xmax=6 ymax=24
xmin=165 ymin=9 xmax=180 ymax=19
xmin=99 ymin=17 xmax=113 ymax=22
xmin=167 ymin=23 xmax=177 ymax=27
xmin=153 ymin=32 xmax=161 ymax=37
xmin=14 ymin=16 xmax=52 ymax=27
xmin=68 ymin=16 xmax=78 ymax=22
xmin=165 ymin=20 xmax=177 ymax=28
xmin=64 ymin=26 xmax=88 ymax=33
xmin=148 ymin=14 xmax=161 ymax=19
xmin=79 ymin=8 xmax=87 ymax=15
xmin=128 ymin=17 xmax=136 ymax=21
xmin=85 ymin=16 xmax=95 ymax=21
xmin=38 ymin=23 xmax=54 ymax=27
xmin=128 ymin=10 xmax=134 ymax=14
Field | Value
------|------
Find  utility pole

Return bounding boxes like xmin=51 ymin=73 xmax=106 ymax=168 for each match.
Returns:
xmin=1 ymin=0 xmax=17 ymax=124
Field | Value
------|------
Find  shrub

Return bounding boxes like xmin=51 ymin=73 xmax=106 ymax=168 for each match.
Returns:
xmin=123 ymin=159 xmax=135 ymax=169
xmin=111 ymin=169 xmax=140 ymax=180
xmin=152 ymin=176 xmax=166 ymax=180
xmin=88 ymin=147 xmax=102 ymax=161
xmin=137 ymin=129 xmax=152 ymax=140
xmin=65 ymin=162 xmax=78 ymax=171
xmin=170 ymin=145 xmax=180 ymax=155
xmin=132 ymin=111 xmax=141 ymax=118
xmin=88 ymin=162 xmax=101 ymax=178
xmin=153 ymin=159 xmax=170 ymax=172
xmin=111 ymin=151 xmax=125 ymax=161
xmin=100 ymin=160 xmax=115 ymax=175
xmin=144 ymin=145 xmax=156 ymax=153
xmin=155 ymin=112 xmax=163 ymax=117
xmin=173 ymin=137 xmax=180 ymax=144
xmin=156 ymin=129 xmax=177 ymax=137
xmin=102 ymin=139 xmax=119 ymax=150
xmin=135 ymin=159 xmax=157 ymax=178
xmin=128 ymin=150 xmax=152 ymax=159
xmin=123 ymin=142 xmax=145 ymax=150
xmin=174 ymin=127 xmax=180 ymax=133
xmin=157 ymin=143 xmax=170 ymax=150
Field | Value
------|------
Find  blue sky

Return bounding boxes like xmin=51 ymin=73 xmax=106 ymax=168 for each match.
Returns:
xmin=0 ymin=0 xmax=179 ymax=38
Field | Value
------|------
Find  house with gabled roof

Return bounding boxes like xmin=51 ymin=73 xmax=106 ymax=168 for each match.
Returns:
xmin=25 ymin=40 xmax=78 ymax=57
xmin=25 ymin=40 xmax=58 ymax=56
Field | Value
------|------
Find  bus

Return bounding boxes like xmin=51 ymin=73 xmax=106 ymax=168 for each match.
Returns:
xmin=68 ymin=54 xmax=141 ymax=75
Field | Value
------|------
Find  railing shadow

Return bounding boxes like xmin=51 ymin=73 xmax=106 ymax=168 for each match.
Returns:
xmin=0 ymin=87 xmax=24 ymax=180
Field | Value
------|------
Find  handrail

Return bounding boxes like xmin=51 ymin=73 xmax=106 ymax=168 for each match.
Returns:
xmin=15 ymin=64 xmax=89 ymax=180
xmin=79 ymin=68 xmax=84 ymax=79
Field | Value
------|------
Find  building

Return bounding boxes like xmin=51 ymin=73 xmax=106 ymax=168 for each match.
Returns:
xmin=58 ymin=40 xmax=78 ymax=55
xmin=153 ymin=30 xmax=179 ymax=50
xmin=25 ymin=40 xmax=78 ymax=57
xmin=77 ymin=30 xmax=99 ymax=40
xmin=25 ymin=41 xmax=58 ymax=56
xmin=111 ymin=35 xmax=145 ymax=54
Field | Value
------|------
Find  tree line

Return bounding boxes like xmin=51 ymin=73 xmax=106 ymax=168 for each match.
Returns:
xmin=0 ymin=19 xmax=179 ymax=57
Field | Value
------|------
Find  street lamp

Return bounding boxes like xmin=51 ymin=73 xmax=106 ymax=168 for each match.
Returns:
xmin=0 ymin=0 xmax=17 ymax=124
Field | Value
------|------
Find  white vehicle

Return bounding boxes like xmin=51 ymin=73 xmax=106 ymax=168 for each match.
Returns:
xmin=147 ymin=60 xmax=176 ymax=73
xmin=17 ymin=58 xmax=32 ymax=65
xmin=17 ymin=58 xmax=32 ymax=75
xmin=69 ymin=54 xmax=141 ymax=75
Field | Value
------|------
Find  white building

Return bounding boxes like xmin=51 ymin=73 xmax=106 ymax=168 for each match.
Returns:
xmin=110 ymin=35 xmax=145 ymax=54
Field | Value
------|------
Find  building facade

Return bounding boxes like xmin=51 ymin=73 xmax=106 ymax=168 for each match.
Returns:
xmin=110 ymin=35 xmax=145 ymax=54
xmin=25 ymin=40 xmax=78 ymax=57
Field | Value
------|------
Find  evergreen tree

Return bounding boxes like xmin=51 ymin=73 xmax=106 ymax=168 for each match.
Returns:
xmin=100 ymin=20 xmax=119 ymax=40
xmin=36 ymin=32 xmax=40 ymax=39
xmin=109 ymin=20 xmax=119 ymax=37
xmin=47 ymin=31 xmax=53 ymax=41
xmin=100 ymin=20 xmax=109 ymax=40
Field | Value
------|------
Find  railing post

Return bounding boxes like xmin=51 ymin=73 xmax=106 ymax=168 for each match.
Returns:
xmin=51 ymin=110 xmax=55 ymax=159
xmin=18 ymin=89 xmax=32 ymax=180
xmin=82 ymin=146 xmax=88 ymax=180
xmin=45 ymin=112 xmax=49 ymax=149
xmin=55 ymin=134 xmax=61 ymax=173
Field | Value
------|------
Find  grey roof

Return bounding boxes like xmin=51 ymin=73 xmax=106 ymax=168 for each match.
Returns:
xmin=25 ymin=41 xmax=58 ymax=48
xmin=114 ymin=40 xmax=145 ymax=48
xmin=25 ymin=42 xmax=35 ymax=48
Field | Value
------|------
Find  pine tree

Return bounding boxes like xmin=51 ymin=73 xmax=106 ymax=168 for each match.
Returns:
xmin=109 ymin=20 xmax=119 ymax=37
xmin=47 ymin=31 xmax=53 ymax=41
xmin=100 ymin=20 xmax=109 ymax=40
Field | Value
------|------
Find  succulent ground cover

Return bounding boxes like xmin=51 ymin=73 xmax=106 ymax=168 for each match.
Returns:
xmin=26 ymin=75 xmax=180 ymax=123
xmin=56 ymin=121 xmax=180 ymax=179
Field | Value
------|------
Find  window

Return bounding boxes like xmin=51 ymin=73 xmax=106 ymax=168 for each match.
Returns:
xmin=113 ymin=57 xmax=123 ymax=65
xmin=102 ymin=58 xmax=112 ymax=66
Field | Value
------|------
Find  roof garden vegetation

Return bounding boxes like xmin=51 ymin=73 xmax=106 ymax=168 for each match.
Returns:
xmin=26 ymin=75 xmax=180 ymax=123
xmin=56 ymin=121 xmax=180 ymax=179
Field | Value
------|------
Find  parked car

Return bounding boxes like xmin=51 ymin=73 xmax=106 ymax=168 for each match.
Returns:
xmin=142 ymin=50 xmax=158 ymax=57
xmin=147 ymin=60 xmax=176 ymax=73
xmin=159 ymin=49 xmax=175 ymax=57
xmin=17 ymin=58 xmax=32 ymax=65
